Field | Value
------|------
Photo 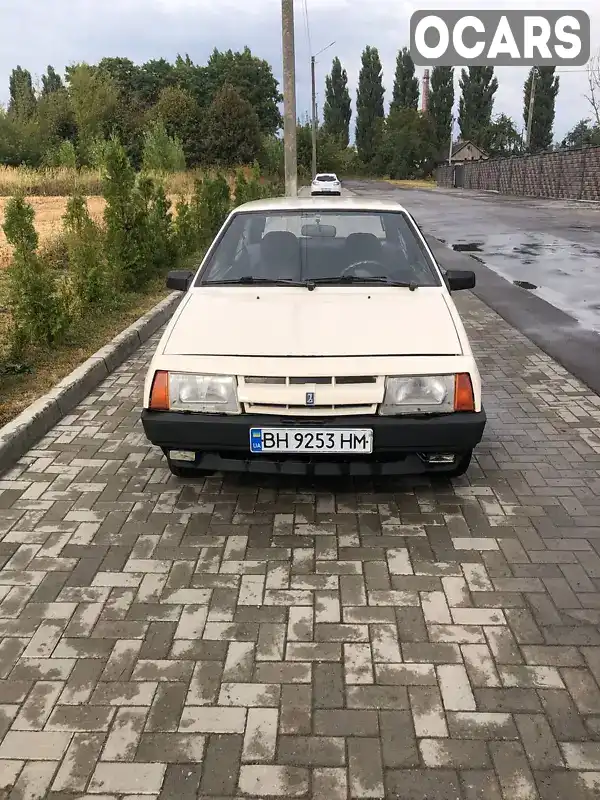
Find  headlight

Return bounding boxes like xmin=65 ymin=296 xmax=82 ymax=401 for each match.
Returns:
xmin=149 ymin=372 xmax=240 ymax=413
xmin=379 ymin=375 xmax=455 ymax=415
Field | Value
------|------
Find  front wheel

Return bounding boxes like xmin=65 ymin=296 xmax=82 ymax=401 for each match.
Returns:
xmin=444 ymin=450 xmax=473 ymax=478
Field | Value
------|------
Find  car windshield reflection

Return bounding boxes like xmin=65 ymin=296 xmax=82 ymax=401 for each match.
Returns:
xmin=197 ymin=210 xmax=441 ymax=287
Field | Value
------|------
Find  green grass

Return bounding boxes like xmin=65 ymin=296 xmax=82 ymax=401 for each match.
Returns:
xmin=0 ymin=274 xmax=170 ymax=427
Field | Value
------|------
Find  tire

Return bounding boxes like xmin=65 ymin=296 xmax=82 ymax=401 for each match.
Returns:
xmin=444 ymin=450 xmax=473 ymax=478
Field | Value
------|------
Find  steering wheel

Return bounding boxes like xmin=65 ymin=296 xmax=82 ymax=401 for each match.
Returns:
xmin=341 ymin=260 xmax=384 ymax=277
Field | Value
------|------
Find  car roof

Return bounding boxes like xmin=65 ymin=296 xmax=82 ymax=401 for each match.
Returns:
xmin=232 ymin=196 xmax=410 ymax=214
xmin=316 ymin=172 xmax=337 ymax=176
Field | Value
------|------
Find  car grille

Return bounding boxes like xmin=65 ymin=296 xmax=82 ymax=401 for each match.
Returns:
xmin=237 ymin=375 xmax=384 ymax=416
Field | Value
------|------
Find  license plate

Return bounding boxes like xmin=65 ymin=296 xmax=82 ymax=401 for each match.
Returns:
xmin=249 ymin=428 xmax=373 ymax=454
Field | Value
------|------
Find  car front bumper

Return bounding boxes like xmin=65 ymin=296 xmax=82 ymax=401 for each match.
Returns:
xmin=141 ymin=409 xmax=486 ymax=476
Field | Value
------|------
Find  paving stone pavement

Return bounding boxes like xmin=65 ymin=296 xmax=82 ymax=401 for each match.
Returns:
xmin=1 ymin=292 xmax=600 ymax=799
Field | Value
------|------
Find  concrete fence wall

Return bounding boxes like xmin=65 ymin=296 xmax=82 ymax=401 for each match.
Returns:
xmin=436 ymin=145 xmax=600 ymax=201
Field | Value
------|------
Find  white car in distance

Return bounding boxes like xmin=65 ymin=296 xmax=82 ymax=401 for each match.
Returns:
xmin=311 ymin=173 xmax=341 ymax=195
xmin=141 ymin=196 xmax=486 ymax=479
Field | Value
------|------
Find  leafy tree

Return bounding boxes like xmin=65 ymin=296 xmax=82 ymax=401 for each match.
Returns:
xmin=257 ymin=135 xmax=284 ymax=179
xmin=428 ymin=66 xmax=454 ymax=157
xmin=43 ymin=139 xmax=77 ymax=168
xmin=391 ymin=47 xmax=419 ymax=110
xmin=378 ymin=108 xmax=435 ymax=179
xmin=97 ymin=57 xmax=141 ymax=98
xmin=523 ymin=67 xmax=559 ymax=153
xmin=172 ymin=54 xmax=210 ymax=108
xmin=561 ymin=118 xmax=600 ymax=148
xmin=66 ymin=64 xmax=120 ymax=156
xmin=0 ymin=110 xmax=43 ymax=166
xmin=487 ymin=113 xmax=522 ymax=156
xmin=8 ymin=66 xmax=36 ymax=119
xmin=323 ymin=57 xmax=351 ymax=147
xmin=138 ymin=58 xmax=177 ymax=107
xmin=153 ymin=85 xmax=202 ymax=166
xmin=296 ymin=120 xmax=313 ymax=177
xmin=96 ymin=58 xmax=147 ymax=167
xmin=458 ymin=66 xmax=498 ymax=149
xmin=201 ymin=84 xmax=262 ymax=166
xmin=41 ymin=65 xmax=63 ymax=96
xmin=142 ymin=119 xmax=186 ymax=172
xmin=37 ymin=88 xmax=77 ymax=146
xmin=355 ymin=46 xmax=385 ymax=163
xmin=204 ymin=47 xmax=282 ymax=135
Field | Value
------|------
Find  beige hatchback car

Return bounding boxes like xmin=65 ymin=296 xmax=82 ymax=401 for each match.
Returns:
xmin=141 ymin=196 xmax=486 ymax=479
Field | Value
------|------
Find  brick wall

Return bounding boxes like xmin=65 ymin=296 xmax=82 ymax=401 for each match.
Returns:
xmin=436 ymin=146 xmax=600 ymax=201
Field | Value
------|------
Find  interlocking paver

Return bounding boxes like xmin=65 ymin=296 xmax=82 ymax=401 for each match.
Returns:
xmin=1 ymin=294 xmax=600 ymax=795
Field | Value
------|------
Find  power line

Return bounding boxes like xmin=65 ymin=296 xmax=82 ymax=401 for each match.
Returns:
xmin=301 ymin=0 xmax=312 ymax=57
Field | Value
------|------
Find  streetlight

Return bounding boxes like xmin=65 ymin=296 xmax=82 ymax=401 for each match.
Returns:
xmin=311 ymin=40 xmax=336 ymax=179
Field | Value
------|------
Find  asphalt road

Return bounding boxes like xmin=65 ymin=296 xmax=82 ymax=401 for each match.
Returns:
xmin=345 ymin=181 xmax=600 ymax=398
xmin=347 ymin=181 xmax=600 ymax=333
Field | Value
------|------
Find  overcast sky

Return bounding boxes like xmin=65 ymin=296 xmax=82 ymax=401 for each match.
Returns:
xmin=1 ymin=0 xmax=598 ymax=141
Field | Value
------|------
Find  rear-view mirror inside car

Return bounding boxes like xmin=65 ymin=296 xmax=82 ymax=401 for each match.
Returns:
xmin=166 ymin=270 xmax=193 ymax=291
xmin=301 ymin=223 xmax=336 ymax=237
xmin=446 ymin=269 xmax=476 ymax=291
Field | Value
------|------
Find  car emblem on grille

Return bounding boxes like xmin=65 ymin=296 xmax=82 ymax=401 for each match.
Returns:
xmin=306 ymin=392 xmax=315 ymax=406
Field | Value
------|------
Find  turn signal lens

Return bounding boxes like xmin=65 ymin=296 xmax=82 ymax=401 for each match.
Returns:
xmin=149 ymin=370 xmax=169 ymax=410
xmin=454 ymin=373 xmax=475 ymax=411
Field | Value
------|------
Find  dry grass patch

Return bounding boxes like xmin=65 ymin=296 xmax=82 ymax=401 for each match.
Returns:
xmin=0 ymin=165 xmax=247 ymax=198
xmin=0 ymin=166 xmax=254 ymax=267
xmin=386 ymin=178 xmax=437 ymax=189
xmin=0 ymin=196 xmax=105 ymax=268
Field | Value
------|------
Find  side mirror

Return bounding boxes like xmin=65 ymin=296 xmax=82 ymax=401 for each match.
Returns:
xmin=446 ymin=269 xmax=475 ymax=291
xmin=166 ymin=270 xmax=193 ymax=291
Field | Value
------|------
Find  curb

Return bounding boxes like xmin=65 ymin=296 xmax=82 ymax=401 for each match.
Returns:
xmin=0 ymin=291 xmax=182 ymax=477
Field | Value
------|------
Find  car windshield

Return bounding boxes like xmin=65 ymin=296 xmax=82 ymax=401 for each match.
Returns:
xmin=197 ymin=209 xmax=441 ymax=287
xmin=316 ymin=175 xmax=336 ymax=181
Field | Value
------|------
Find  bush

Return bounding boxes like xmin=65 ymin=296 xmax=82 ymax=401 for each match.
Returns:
xmin=87 ymin=136 xmax=112 ymax=170
xmin=173 ymin=195 xmax=198 ymax=259
xmin=196 ymin=172 xmax=231 ymax=246
xmin=2 ymin=195 xmax=70 ymax=351
xmin=257 ymin=135 xmax=284 ymax=179
xmin=142 ymin=120 xmax=186 ymax=173
xmin=63 ymin=193 xmax=113 ymax=312
xmin=102 ymin=137 xmax=152 ymax=290
xmin=43 ymin=140 xmax=77 ymax=169
xmin=140 ymin=177 xmax=178 ymax=272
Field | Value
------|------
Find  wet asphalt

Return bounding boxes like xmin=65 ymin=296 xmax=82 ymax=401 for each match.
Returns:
xmin=345 ymin=181 xmax=600 ymax=397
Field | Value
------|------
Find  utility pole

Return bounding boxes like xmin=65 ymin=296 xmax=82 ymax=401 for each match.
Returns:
xmin=525 ymin=67 xmax=537 ymax=152
xmin=448 ymin=115 xmax=454 ymax=165
xmin=282 ymin=0 xmax=297 ymax=196
xmin=311 ymin=41 xmax=335 ymax=180
xmin=311 ymin=55 xmax=317 ymax=179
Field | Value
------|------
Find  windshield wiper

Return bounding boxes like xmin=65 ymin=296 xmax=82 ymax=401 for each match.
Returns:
xmin=205 ymin=276 xmax=306 ymax=287
xmin=304 ymin=276 xmax=418 ymax=291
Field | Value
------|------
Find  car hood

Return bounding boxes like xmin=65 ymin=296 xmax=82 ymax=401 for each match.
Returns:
xmin=162 ymin=287 xmax=462 ymax=357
